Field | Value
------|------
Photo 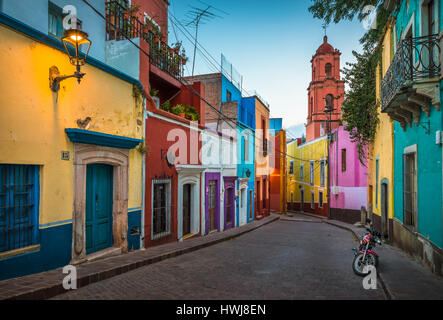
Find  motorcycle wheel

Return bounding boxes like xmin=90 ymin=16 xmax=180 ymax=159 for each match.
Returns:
xmin=352 ymin=252 xmax=378 ymax=277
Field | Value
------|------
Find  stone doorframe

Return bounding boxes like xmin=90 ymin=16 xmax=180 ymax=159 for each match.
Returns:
xmin=72 ymin=143 xmax=129 ymax=264
xmin=176 ymin=166 xmax=204 ymax=241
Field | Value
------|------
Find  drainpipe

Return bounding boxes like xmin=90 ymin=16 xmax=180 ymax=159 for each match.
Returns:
xmin=140 ymin=99 xmax=147 ymax=250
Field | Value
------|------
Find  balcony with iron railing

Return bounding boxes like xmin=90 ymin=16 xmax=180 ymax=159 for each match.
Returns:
xmin=381 ymin=34 xmax=441 ymax=129
xmin=105 ymin=0 xmax=186 ymax=79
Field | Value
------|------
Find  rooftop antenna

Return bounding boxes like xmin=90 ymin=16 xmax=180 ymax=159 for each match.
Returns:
xmin=184 ymin=2 xmax=227 ymax=76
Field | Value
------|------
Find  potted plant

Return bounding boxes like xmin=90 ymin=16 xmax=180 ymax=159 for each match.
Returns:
xmin=181 ymin=48 xmax=188 ymax=65
xmin=124 ymin=4 xmax=140 ymax=20
xmin=160 ymin=100 xmax=171 ymax=112
xmin=142 ymin=22 xmax=153 ymax=35
xmin=173 ymin=42 xmax=181 ymax=54
xmin=184 ymin=105 xmax=200 ymax=122
xmin=172 ymin=104 xmax=186 ymax=118
xmin=150 ymin=88 xmax=159 ymax=97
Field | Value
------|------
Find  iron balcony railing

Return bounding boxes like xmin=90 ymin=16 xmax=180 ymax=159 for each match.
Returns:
xmin=381 ymin=34 xmax=440 ymax=110
xmin=105 ymin=0 xmax=184 ymax=78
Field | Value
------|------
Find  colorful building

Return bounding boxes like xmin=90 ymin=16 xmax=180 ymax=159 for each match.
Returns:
xmin=105 ymin=0 xmax=207 ymax=247
xmin=0 ymin=3 xmax=144 ymax=279
xmin=367 ymin=20 xmax=396 ymax=242
xmin=269 ymin=119 xmax=287 ymax=214
xmin=329 ymin=127 xmax=367 ymax=224
xmin=287 ymin=137 xmax=328 ymax=216
xmin=253 ymin=96 xmax=271 ymax=219
xmin=381 ymin=0 xmax=442 ymax=275
xmin=286 ymin=35 xmax=347 ymax=218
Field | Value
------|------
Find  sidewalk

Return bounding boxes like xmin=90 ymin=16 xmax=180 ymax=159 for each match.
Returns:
xmin=326 ymin=219 xmax=443 ymax=300
xmin=0 ymin=214 xmax=279 ymax=300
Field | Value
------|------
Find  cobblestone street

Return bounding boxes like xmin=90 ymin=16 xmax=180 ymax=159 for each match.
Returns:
xmin=51 ymin=219 xmax=385 ymax=300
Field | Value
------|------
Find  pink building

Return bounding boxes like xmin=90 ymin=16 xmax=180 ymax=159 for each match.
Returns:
xmin=329 ymin=126 xmax=367 ymax=224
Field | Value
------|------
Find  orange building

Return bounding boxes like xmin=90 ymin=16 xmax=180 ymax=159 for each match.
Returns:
xmin=269 ymin=119 xmax=287 ymax=214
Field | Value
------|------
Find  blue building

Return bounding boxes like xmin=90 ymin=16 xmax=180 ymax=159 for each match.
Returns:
xmin=186 ymin=55 xmax=257 ymax=227
xmin=382 ymin=0 xmax=442 ymax=275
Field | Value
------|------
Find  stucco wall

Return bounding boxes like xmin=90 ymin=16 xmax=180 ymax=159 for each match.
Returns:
xmin=329 ymin=126 xmax=367 ymax=211
xmin=0 ymin=24 xmax=143 ymax=226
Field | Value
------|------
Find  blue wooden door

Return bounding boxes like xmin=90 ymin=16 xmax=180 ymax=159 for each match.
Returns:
xmin=86 ymin=164 xmax=113 ymax=254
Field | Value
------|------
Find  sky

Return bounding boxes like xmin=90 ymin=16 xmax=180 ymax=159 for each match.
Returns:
xmin=168 ymin=0 xmax=367 ymax=130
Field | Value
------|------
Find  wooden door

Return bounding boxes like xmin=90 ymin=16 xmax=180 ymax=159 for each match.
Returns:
xmin=86 ymin=164 xmax=114 ymax=255
xmin=226 ymin=188 xmax=233 ymax=226
xmin=381 ymin=183 xmax=389 ymax=238
xmin=183 ymin=184 xmax=191 ymax=236
xmin=208 ymin=180 xmax=217 ymax=232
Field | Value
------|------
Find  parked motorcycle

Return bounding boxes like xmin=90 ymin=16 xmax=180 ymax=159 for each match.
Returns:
xmin=352 ymin=219 xmax=383 ymax=276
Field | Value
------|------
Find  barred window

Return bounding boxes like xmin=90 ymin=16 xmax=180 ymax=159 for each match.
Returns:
xmin=0 ymin=164 xmax=40 ymax=253
xmin=152 ymin=180 xmax=171 ymax=240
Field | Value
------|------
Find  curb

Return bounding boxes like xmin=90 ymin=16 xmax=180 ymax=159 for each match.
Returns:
xmin=323 ymin=220 xmax=393 ymax=300
xmin=4 ymin=215 xmax=280 ymax=300
xmin=287 ymin=210 xmax=327 ymax=220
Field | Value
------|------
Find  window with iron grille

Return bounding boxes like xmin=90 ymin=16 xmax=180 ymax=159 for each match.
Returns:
xmin=0 ymin=164 xmax=40 ymax=253
xmin=320 ymin=160 xmax=325 ymax=187
xmin=300 ymin=164 xmax=304 ymax=180
xmin=341 ymin=149 xmax=347 ymax=172
xmin=244 ymin=134 xmax=249 ymax=162
xmin=289 ymin=161 xmax=294 ymax=174
xmin=310 ymin=161 xmax=314 ymax=185
xmin=319 ymin=191 xmax=324 ymax=208
xmin=403 ymin=153 xmax=417 ymax=229
xmin=152 ymin=180 xmax=171 ymax=240
xmin=226 ymin=90 xmax=232 ymax=102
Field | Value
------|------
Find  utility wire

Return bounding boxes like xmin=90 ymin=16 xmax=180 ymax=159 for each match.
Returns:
xmin=81 ymin=0 xmax=319 ymax=163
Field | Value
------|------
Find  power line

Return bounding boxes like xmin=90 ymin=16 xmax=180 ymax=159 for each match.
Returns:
xmin=81 ymin=0 xmax=318 ymax=164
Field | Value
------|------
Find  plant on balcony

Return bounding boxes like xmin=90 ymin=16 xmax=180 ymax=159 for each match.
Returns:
xmin=184 ymin=105 xmax=200 ymax=122
xmin=171 ymin=104 xmax=186 ymax=117
xmin=160 ymin=100 xmax=171 ymax=112
xmin=150 ymin=88 xmax=159 ymax=97
xmin=180 ymin=48 xmax=188 ymax=65
xmin=124 ymin=4 xmax=140 ymax=20
xmin=173 ymin=42 xmax=181 ymax=54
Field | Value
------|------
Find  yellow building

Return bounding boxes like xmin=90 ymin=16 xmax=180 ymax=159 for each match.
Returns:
xmin=287 ymin=136 xmax=328 ymax=217
xmin=367 ymin=22 xmax=395 ymax=237
xmin=0 ymin=15 xmax=144 ymax=280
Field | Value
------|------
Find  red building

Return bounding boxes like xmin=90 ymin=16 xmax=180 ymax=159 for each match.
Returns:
xmin=106 ymin=0 xmax=207 ymax=248
xmin=306 ymin=36 xmax=345 ymax=142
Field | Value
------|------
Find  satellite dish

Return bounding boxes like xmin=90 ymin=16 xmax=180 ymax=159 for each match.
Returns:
xmin=166 ymin=151 xmax=176 ymax=168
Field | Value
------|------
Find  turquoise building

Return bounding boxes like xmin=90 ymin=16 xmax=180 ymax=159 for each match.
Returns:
xmin=237 ymin=97 xmax=256 ymax=226
xmin=219 ymin=70 xmax=256 ymax=226
xmin=382 ymin=0 xmax=442 ymax=275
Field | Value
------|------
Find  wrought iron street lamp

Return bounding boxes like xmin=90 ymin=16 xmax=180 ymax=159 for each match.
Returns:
xmin=50 ymin=28 xmax=92 ymax=92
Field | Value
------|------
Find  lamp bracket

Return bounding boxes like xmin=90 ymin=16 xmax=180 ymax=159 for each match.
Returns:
xmin=49 ymin=66 xmax=85 ymax=92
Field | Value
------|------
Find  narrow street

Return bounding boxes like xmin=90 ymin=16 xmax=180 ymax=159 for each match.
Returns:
xmin=51 ymin=218 xmax=384 ymax=300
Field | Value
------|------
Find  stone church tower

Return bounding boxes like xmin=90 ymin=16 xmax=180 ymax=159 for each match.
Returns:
xmin=305 ymin=36 xmax=345 ymax=142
